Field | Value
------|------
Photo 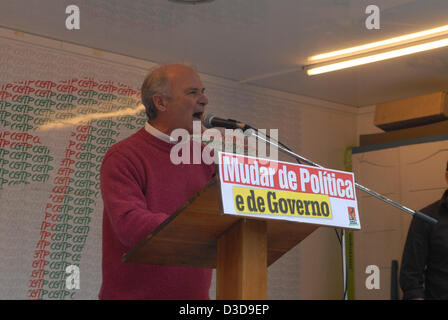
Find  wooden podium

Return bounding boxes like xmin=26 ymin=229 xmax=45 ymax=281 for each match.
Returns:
xmin=122 ymin=176 xmax=319 ymax=299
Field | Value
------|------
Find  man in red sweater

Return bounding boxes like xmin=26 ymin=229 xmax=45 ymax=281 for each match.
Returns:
xmin=99 ymin=64 xmax=215 ymax=299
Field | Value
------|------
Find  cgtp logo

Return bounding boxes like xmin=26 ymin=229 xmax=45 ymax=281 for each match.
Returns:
xmin=347 ymin=206 xmax=358 ymax=226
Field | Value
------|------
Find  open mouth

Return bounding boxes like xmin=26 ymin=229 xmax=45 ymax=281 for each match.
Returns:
xmin=192 ymin=111 xmax=203 ymax=120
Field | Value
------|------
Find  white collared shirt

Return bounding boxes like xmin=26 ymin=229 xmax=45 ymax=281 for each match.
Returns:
xmin=144 ymin=122 xmax=177 ymax=144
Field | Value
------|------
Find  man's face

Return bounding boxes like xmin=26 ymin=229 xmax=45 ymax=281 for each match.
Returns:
xmin=162 ymin=66 xmax=208 ymax=134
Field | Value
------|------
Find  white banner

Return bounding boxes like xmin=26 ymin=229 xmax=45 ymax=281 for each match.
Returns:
xmin=218 ymin=152 xmax=361 ymax=230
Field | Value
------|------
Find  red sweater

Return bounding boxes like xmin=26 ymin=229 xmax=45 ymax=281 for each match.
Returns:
xmin=99 ymin=128 xmax=215 ymax=300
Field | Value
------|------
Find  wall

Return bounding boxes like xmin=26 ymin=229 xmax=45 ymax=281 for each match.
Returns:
xmin=0 ymin=27 xmax=359 ymax=299
xmin=352 ymin=118 xmax=448 ymax=301
xmin=355 ymin=105 xmax=384 ymax=141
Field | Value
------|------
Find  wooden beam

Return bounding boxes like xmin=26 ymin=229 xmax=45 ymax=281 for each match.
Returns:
xmin=216 ymin=219 xmax=267 ymax=300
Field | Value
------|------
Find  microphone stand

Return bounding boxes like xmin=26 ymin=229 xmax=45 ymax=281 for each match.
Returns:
xmin=244 ymin=129 xmax=438 ymax=224
xmin=243 ymin=128 xmax=438 ymax=300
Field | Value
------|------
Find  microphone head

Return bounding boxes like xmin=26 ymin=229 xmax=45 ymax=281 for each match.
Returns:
xmin=203 ymin=113 xmax=215 ymax=128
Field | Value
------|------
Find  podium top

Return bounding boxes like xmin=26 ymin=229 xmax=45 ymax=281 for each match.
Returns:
xmin=122 ymin=176 xmax=319 ymax=268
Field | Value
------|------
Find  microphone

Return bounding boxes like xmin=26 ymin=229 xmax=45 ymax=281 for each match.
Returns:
xmin=203 ymin=114 xmax=251 ymax=130
xmin=204 ymin=113 xmax=298 ymax=163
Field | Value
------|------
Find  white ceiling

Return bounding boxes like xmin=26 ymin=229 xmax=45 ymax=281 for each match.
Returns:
xmin=1 ymin=0 xmax=448 ymax=107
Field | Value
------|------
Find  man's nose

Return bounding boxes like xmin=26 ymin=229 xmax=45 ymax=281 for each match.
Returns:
xmin=198 ymin=93 xmax=208 ymax=106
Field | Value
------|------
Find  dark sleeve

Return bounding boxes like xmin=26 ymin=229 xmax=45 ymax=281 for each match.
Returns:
xmin=100 ymin=150 xmax=169 ymax=249
xmin=399 ymin=215 xmax=431 ymax=299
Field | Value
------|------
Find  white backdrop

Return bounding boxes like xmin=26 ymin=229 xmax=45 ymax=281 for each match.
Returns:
xmin=0 ymin=34 xmax=305 ymax=299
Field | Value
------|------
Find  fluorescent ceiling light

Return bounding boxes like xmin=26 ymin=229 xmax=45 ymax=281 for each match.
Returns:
xmin=307 ymin=37 xmax=448 ymax=75
xmin=306 ymin=24 xmax=448 ymax=76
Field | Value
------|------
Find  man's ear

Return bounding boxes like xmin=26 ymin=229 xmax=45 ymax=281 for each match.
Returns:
xmin=152 ymin=94 xmax=167 ymax=112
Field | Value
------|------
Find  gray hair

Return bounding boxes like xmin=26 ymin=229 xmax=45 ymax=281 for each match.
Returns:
xmin=141 ymin=66 xmax=172 ymax=120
